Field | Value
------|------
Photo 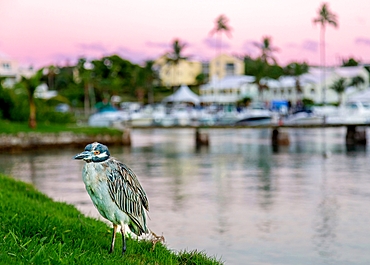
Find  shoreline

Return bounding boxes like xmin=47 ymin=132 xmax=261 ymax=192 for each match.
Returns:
xmin=0 ymin=131 xmax=127 ymax=151
xmin=0 ymin=173 xmax=222 ymax=264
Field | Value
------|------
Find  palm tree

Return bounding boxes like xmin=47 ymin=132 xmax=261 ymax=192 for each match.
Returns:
xmin=165 ymin=38 xmax=188 ymax=89
xmin=76 ymin=58 xmax=95 ymax=117
xmin=350 ymin=75 xmax=365 ymax=89
xmin=209 ymin=14 xmax=232 ymax=55
xmin=143 ymin=60 xmax=157 ymax=104
xmin=253 ymin=36 xmax=279 ymax=64
xmin=330 ymin=77 xmax=346 ymax=105
xmin=246 ymin=58 xmax=269 ymax=100
xmin=313 ymin=2 xmax=338 ymax=104
xmin=244 ymin=56 xmax=283 ymax=101
xmin=342 ymin=57 xmax=359 ymax=67
xmin=284 ymin=62 xmax=309 ymax=101
xmin=21 ymin=69 xmax=44 ymax=129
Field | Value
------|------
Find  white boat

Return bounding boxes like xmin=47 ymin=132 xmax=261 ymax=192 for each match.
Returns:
xmin=234 ymin=104 xmax=273 ymax=125
xmin=283 ymin=111 xmax=324 ymax=125
xmin=88 ymin=109 xmax=129 ymax=127
xmin=197 ymin=109 xmax=216 ymax=126
xmin=168 ymin=104 xmax=194 ymax=126
xmin=129 ymin=106 xmax=154 ymax=127
xmin=152 ymin=105 xmax=176 ymax=127
xmin=326 ymin=101 xmax=370 ymax=124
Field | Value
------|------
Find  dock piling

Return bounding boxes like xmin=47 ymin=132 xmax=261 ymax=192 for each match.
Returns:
xmin=122 ymin=128 xmax=132 ymax=146
xmin=195 ymin=128 xmax=209 ymax=147
xmin=346 ymin=125 xmax=367 ymax=145
xmin=271 ymin=128 xmax=290 ymax=146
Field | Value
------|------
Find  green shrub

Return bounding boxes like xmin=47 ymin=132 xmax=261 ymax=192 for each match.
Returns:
xmin=0 ymin=85 xmax=16 ymax=120
xmin=37 ymin=109 xmax=75 ymax=124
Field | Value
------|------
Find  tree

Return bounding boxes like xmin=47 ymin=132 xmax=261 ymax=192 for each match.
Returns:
xmin=313 ymin=2 xmax=338 ymax=104
xmin=0 ymin=77 xmax=15 ymax=120
xmin=253 ymin=36 xmax=279 ymax=64
xmin=165 ymin=39 xmax=188 ymax=89
xmin=142 ymin=60 xmax=158 ymax=104
xmin=76 ymin=58 xmax=95 ymax=116
xmin=244 ymin=56 xmax=284 ymax=101
xmin=195 ymin=73 xmax=207 ymax=86
xmin=284 ymin=62 xmax=309 ymax=101
xmin=330 ymin=77 xmax=346 ymax=105
xmin=21 ymin=69 xmax=44 ymax=129
xmin=209 ymin=14 xmax=232 ymax=55
xmin=342 ymin=57 xmax=359 ymax=67
xmin=133 ymin=60 xmax=158 ymax=104
xmin=350 ymin=75 xmax=365 ymax=88
xmin=244 ymin=57 xmax=269 ymax=100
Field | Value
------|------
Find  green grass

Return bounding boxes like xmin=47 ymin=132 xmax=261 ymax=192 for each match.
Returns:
xmin=0 ymin=120 xmax=122 ymax=136
xmin=0 ymin=174 xmax=223 ymax=264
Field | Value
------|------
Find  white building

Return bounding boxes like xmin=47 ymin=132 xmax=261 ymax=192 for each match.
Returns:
xmin=0 ymin=52 xmax=34 ymax=88
xmin=34 ymin=83 xmax=58 ymax=99
xmin=200 ymin=75 xmax=257 ymax=104
xmin=199 ymin=66 xmax=369 ymax=105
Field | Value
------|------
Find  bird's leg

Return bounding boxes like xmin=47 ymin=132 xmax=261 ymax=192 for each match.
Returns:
xmin=120 ymin=225 xmax=126 ymax=255
xmin=109 ymin=224 xmax=118 ymax=253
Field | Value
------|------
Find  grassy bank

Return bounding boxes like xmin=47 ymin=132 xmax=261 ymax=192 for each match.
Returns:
xmin=0 ymin=174 xmax=222 ymax=264
xmin=0 ymin=120 xmax=122 ymax=136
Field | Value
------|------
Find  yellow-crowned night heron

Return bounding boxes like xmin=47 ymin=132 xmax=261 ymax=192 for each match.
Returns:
xmin=74 ymin=142 xmax=150 ymax=254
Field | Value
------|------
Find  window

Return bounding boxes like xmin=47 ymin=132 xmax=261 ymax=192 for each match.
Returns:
xmin=202 ymin=62 xmax=209 ymax=74
xmin=2 ymin=63 xmax=11 ymax=70
xmin=225 ymin=63 xmax=235 ymax=76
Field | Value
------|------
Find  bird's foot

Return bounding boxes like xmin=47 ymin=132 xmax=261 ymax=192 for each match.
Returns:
xmin=150 ymin=231 xmax=165 ymax=250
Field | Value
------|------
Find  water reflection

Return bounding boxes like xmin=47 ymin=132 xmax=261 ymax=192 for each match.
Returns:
xmin=312 ymin=163 xmax=340 ymax=264
xmin=1 ymin=128 xmax=370 ymax=264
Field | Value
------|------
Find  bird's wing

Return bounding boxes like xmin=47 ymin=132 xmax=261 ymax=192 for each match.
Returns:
xmin=106 ymin=159 xmax=149 ymax=234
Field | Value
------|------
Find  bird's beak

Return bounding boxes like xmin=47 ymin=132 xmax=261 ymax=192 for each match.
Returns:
xmin=74 ymin=151 xmax=92 ymax=160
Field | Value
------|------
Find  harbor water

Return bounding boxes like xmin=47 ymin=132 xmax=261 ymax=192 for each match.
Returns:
xmin=1 ymin=128 xmax=370 ymax=264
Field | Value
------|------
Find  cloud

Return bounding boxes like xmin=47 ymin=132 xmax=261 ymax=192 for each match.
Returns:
xmin=76 ymin=42 xmax=109 ymax=53
xmin=48 ymin=46 xmax=153 ymax=66
xmin=145 ymin=41 xmax=170 ymax=49
xmin=203 ymin=37 xmax=231 ymax=49
xmin=0 ymin=50 xmax=11 ymax=59
xmin=301 ymin=40 xmax=318 ymax=52
xmin=241 ymin=40 xmax=259 ymax=56
xmin=285 ymin=39 xmax=318 ymax=53
xmin=50 ymin=52 xmax=77 ymax=66
xmin=114 ymin=46 xmax=157 ymax=63
xmin=355 ymin=37 xmax=370 ymax=46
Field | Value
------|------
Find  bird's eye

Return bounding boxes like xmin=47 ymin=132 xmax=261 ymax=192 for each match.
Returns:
xmin=94 ymin=151 xmax=100 ymax=155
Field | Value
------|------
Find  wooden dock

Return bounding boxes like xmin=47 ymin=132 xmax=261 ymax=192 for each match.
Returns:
xmin=124 ymin=123 xmax=370 ymax=147
xmin=130 ymin=122 xmax=370 ymax=129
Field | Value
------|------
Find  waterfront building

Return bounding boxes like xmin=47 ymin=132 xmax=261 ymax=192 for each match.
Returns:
xmin=268 ymin=66 xmax=369 ymax=104
xmin=199 ymin=66 xmax=369 ymax=105
xmin=209 ymin=54 xmax=244 ymax=80
xmin=155 ymin=55 xmax=202 ymax=87
xmin=0 ymin=53 xmax=34 ymax=88
xmin=200 ymin=75 xmax=257 ymax=104
xmin=156 ymin=51 xmax=369 ymax=105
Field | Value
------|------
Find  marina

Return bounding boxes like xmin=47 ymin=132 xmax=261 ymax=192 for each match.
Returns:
xmin=2 ymin=1 xmax=370 ymax=264
xmin=1 ymin=128 xmax=370 ymax=264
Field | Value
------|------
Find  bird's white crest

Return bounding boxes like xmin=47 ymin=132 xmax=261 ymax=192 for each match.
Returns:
xmin=96 ymin=151 xmax=108 ymax=159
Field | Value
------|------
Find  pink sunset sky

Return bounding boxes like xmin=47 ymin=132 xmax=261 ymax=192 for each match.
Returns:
xmin=1 ymin=0 xmax=370 ymax=69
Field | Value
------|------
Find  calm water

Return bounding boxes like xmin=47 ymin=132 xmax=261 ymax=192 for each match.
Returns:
xmin=1 ymin=128 xmax=370 ymax=265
